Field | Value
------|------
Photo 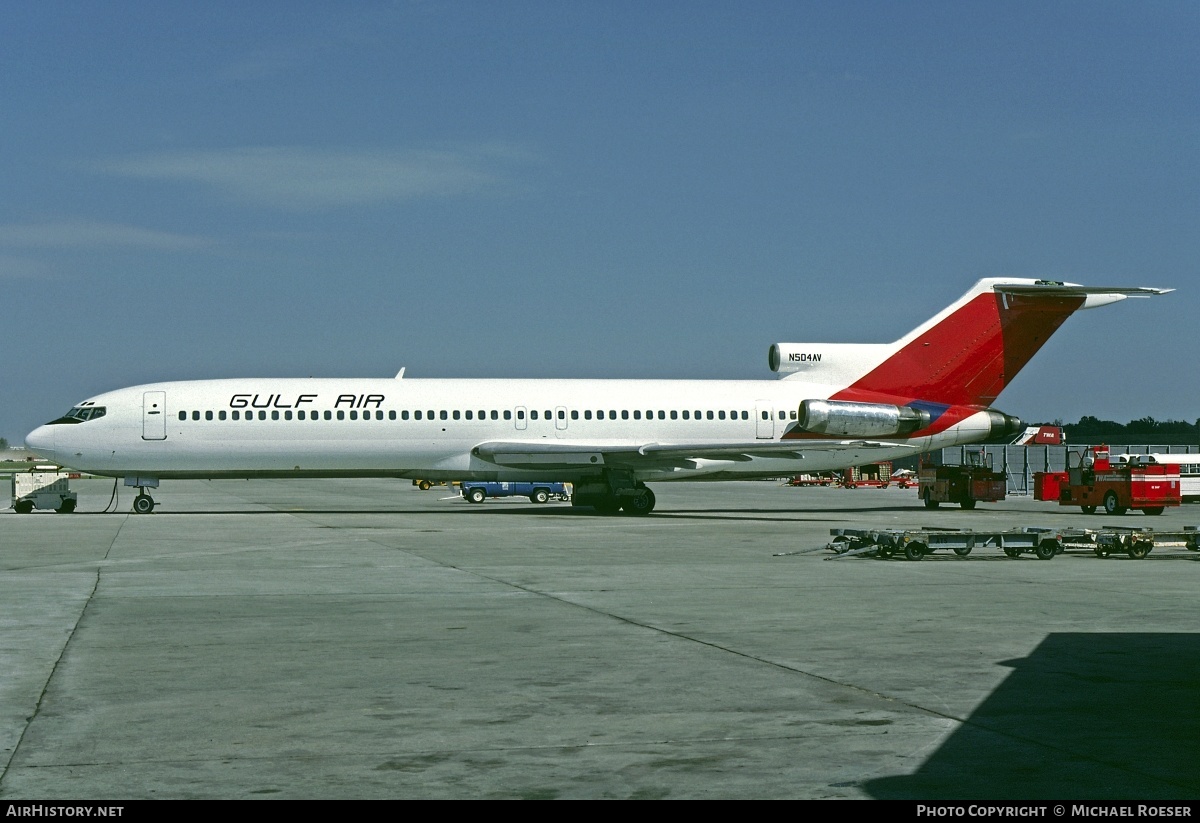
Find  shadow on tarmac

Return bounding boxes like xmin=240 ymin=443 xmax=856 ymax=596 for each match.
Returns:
xmin=864 ymin=633 xmax=1200 ymax=799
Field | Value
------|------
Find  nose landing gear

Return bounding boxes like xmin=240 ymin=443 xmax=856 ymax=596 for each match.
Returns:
xmin=124 ymin=477 xmax=160 ymax=514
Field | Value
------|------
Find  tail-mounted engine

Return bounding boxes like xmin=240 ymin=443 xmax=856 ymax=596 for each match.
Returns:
xmin=797 ymin=399 xmax=930 ymax=438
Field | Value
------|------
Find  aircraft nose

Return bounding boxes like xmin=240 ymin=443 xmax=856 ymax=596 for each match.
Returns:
xmin=24 ymin=425 xmax=56 ymax=460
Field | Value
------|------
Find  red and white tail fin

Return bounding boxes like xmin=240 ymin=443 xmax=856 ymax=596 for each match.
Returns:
xmin=772 ymin=279 xmax=1171 ymax=407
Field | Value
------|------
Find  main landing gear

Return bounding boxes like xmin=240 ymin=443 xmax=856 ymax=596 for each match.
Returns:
xmin=133 ymin=492 xmax=155 ymax=514
xmin=571 ymin=471 xmax=656 ymax=516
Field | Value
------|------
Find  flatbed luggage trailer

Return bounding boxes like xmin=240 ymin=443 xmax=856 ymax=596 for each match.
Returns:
xmin=825 ymin=525 xmax=1199 ymax=561
xmin=844 ymin=462 xmax=892 ymax=489
xmin=1061 ymin=526 xmax=1199 ymax=559
xmin=826 ymin=527 xmax=1062 ymax=561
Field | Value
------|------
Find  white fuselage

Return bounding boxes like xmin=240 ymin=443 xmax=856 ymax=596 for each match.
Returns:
xmin=27 ymin=376 xmax=996 ymax=483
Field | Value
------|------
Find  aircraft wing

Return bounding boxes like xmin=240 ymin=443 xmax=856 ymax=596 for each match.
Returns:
xmin=472 ymin=438 xmax=916 ymax=471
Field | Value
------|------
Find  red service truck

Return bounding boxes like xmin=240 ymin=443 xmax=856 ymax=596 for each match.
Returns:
xmin=1034 ymin=445 xmax=1180 ymax=515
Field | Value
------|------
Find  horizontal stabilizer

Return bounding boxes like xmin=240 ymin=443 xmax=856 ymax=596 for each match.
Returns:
xmin=992 ymin=284 xmax=1172 ymax=297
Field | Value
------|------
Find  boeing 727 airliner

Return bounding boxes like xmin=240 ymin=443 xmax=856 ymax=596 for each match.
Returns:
xmin=24 ymin=278 xmax=1170 ymax=514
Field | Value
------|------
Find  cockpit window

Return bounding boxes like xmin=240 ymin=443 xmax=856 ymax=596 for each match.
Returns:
xmin=47 ymin=405 xmax=106 ymax=425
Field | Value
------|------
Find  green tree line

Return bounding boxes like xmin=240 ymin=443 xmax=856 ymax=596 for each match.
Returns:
xmin=1041 ymin=417 xmax=1200 ymax=445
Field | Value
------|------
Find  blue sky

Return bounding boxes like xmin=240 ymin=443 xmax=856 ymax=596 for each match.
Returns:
xmin=2 ymin=1 xmax=1197 ymax=444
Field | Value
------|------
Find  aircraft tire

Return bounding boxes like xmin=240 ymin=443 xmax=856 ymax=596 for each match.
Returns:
xmin=133 ymin=494 xmax=155 ymax=514
xmin=622 ymin=487 xmax=656 ymax=516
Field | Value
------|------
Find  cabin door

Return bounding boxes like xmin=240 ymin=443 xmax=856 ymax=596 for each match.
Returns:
xmin=142 ymin=391 xmax=167 ymax=441
xmin=755 ymin=401 xmax=774 ymax=439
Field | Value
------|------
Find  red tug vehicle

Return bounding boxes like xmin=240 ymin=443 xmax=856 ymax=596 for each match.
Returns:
xmin=1034 ymin=444 xmax=1181 ymax=516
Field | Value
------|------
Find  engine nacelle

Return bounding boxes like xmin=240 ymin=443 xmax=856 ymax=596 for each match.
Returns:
xmin=984 ymin=409 xmax=1025 ymax=443
xmin=769 ymin=343 xmax=820 ymax=374
xmin=797 ymin=399 xmax=931 ymax=438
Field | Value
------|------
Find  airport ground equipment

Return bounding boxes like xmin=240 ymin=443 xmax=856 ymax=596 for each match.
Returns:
xmin=788 ymin=472 xmax=839 ymax=487
xmin=413 ymin=479 xmax=458 ymax=491
xmin=11 ymin=470 xmax=77 ymax=513
xmin=826 ymin=526 xmax=1062 ymax=560
xmin=1034 ymin=444 xmax=1181 ymax=515
xmin=825 ymin=525 xmax=1199 ymax=561
xmin=1060 ymin=525 xmax=1199 ymax=559
xmin=1114 ymin=453 xmax=1200 ymax=502
xmin=918 ymin=449 xmax=1006 ymax=509
xmin=843 ymin=461 xmax=893 ymax=489
xmin=460 ymin=481 xmax=570 ymax=504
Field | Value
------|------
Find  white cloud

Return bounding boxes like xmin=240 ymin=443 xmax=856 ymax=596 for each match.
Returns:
xmin=0 ymin=220 xmax=210 ymax=250
xmin=99 ymin=145 xmax=532 ymax=210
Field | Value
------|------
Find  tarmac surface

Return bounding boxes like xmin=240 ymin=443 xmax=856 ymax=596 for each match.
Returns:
xmin=2 ymin=478 xmax=1199 ymax=800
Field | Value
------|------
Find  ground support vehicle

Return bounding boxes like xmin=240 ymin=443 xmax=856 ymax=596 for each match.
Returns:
xmin=788 ymin=472 xmax=839 ymax=487
xmin=1114 ymin=454 xmax=1200 ymax=502
xmin=1034 ymin=445 xmax=1180 ymax=515
xmin=413 ymin=479 xmax=459 ymax=491
xmin=460 ymin=481 xmax=570 ymax=504
xmin=843 ymin=462 xmax=891 ymax=489
xmin=1060 ymin=526 xmax=1199 ymax=559
xmin=11 ymin=471 xmax=78 ymax=513
xmin=918 ymin=451 xmax=1006 ymax=509
xmin=825 ymin=526 xmax=1062 ymax=561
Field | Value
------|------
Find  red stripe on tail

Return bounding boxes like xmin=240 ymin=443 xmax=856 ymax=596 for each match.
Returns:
xmin=833 ymin=292 xmax=1085 ymax=407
